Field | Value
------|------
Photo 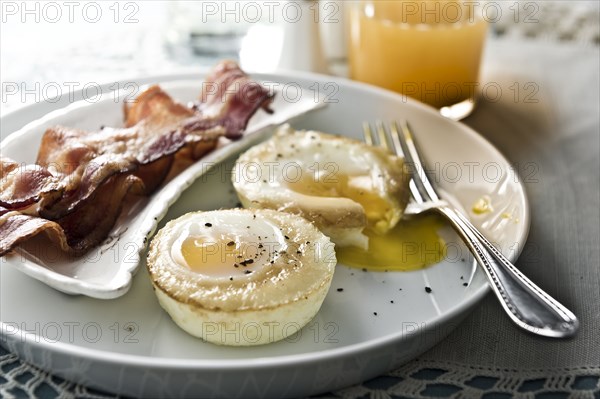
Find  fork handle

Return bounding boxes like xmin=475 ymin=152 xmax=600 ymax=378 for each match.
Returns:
xmin=436 ymin=205 xmax=579 ymax=338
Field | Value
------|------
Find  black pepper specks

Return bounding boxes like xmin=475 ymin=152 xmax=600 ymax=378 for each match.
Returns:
xmin=463 ymin=282 xmax=468 ymax=287
xmin=205 ymin=223 xmax=212 ymax=227
xmin=425 ymin=286 xmax=432 ymax=293
xmin=337 ymin=288 xmax=344 ymax=292
xmin=373 ymin=312 xmax=378 ymax=316
xmin=227 ymin=241 xmax=235 ymax=247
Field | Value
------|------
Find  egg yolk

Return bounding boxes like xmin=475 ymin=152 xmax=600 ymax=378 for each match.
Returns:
xmin=180 ymin=234 xmax=261 ymax=277
xmin=289 ymin=173 xmax=392 ymax=232
xmin=472 ymin=195 xmax=494 ymax=214
xmin=336 ymin=214 xmax=447 ymax=271
xmin=288 ymin=173 xmax=446 ymax=271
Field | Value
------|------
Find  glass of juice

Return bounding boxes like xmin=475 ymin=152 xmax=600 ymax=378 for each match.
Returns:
xmin=348 ymin=0 xmax=488 ymax=120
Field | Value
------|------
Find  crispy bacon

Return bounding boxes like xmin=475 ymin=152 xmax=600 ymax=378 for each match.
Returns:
xmin=191 ymin=60 xmax=274 ymax=139
xmin=0 ymin=212 xmax=72 ymax=255
xmin=0 ymin=61 xmax=274 ymax=257
xmin=0 ymin=158 xmax=63 ymax=210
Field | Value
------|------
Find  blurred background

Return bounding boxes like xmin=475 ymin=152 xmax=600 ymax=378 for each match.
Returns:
xmin=1 ymin=0 xmax=598 ymax=113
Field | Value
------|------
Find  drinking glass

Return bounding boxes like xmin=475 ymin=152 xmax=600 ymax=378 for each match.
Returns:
xmin=348 ymin=0 xmax=488 ymax=119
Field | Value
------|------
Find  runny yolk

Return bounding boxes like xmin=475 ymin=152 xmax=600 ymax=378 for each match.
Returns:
xmin=289 ymin=173 xmax=392 ymax=231
xmin=288 ymin=172 xmax=446 ymax=271
xmin=180 ymin=235 xmax=259 ymax=277
xmin=337 ymin=214 xmax=447 ymax=272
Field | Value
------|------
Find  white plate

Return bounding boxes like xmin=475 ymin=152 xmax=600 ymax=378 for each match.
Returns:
xmin=0 ymin=71 xmax=529 ymax=398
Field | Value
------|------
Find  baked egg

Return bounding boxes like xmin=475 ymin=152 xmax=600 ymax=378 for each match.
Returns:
xmin=147 ymin=208 xmax=336 ymax=346
xmin=232 ymin=124 xmax=410 ymax=249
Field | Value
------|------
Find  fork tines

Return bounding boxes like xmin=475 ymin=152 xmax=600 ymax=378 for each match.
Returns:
xmin=363 ymin=120 xmax=440 ymax=203
xmin=362 ymin=121 xmax=397 ymax=154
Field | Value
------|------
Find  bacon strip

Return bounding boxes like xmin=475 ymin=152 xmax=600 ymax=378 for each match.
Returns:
xmin=0 ymin=212 xmax=72 ymax=255
xmin=0 ymin=158 xmax=63 ymax=210
xmin=191 ymin=60 xmax=274 ymax=139
xmin=0 ymin=61 xmax=274 ymax=257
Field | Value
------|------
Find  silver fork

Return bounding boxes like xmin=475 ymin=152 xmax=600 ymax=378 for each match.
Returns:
xmin=363 ymin=121 xmax=579 ymax=338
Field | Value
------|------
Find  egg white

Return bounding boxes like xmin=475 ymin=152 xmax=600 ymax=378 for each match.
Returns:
xmin=147 ymin=208 xmax=336 ymax=346
xmin=232 ymin=124 xmax=410 ymax=249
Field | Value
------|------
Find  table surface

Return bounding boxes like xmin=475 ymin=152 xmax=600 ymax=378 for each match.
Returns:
xmin=1 ymin=2 xmax=599 ymax=398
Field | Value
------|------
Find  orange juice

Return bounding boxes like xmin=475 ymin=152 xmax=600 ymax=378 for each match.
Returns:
xmin=349 ymin=0 xmax=488 ymax=111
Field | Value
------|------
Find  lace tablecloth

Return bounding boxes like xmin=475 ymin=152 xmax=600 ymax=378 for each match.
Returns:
xmin=1 ymin=1 xmax=599 ymax=398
